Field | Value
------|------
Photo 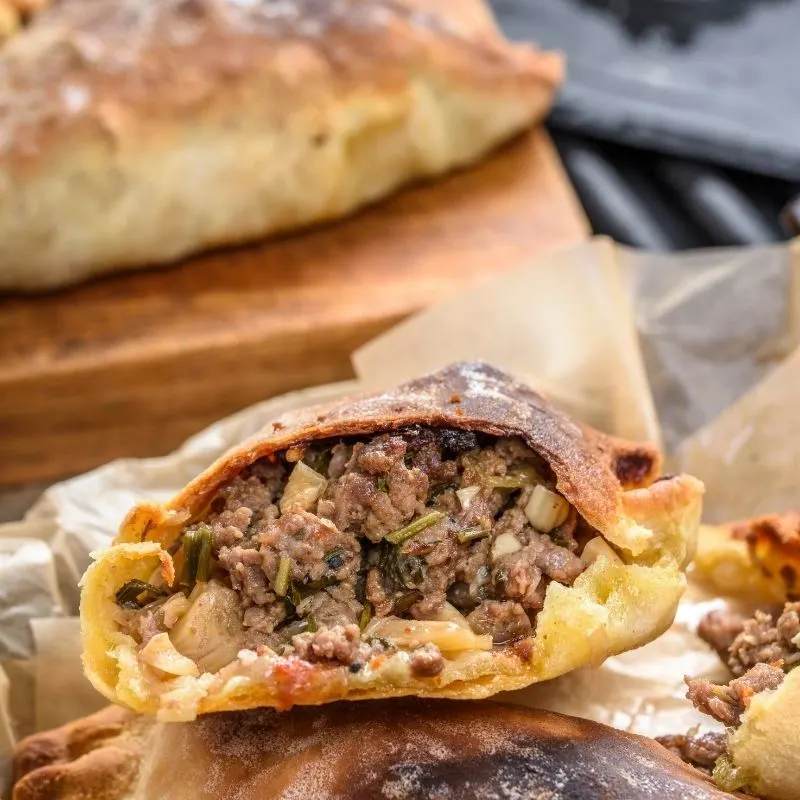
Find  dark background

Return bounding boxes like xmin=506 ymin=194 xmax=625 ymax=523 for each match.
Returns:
xmin=490 ymin=0 xmax=800 ymax=250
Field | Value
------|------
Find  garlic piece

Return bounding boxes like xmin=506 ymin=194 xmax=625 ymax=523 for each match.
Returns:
xmin=580 ymin=536 xmax=622 ymax=567
xmin=524 ymin=485 xmax=569 ymax=532
xmin=139 ymin=633 xmax=199 ymax=677
xmin=280 ymin=461 xmax=328 ymax=513
xmin=492 ymin=532 xmax=522 ymax=559
xmin=456 ymin=485 xmax=480 ymax=510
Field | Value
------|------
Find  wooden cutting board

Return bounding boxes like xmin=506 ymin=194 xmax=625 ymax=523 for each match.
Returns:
xmin=0 ymin=129 xmax=588 ymax=487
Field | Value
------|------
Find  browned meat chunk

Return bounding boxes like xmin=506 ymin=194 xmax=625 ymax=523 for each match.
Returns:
xmin=686 ymin=662 xmax=785 ymax=727
xmin=291 ymin=624 xmax=383 ymax=666
xmin=326 ymin=434 xmax=428 ymax=542
xmin=728 ymin=602 xmax=800 ymax=676
xmin=203 ymin=462 xmax=285 ymax=550
xmin=467 ymin=600 xmax=532 ymax=643
xmin=655 ymin=731 xmax=727 ymax=772
xmin=697 ymin=608 xmax=747 ymax=663
xmin=409 ymin=643 xmax=445 ymax=677
xmin=217 ymin=545 xmax=272 ymax=607
xmin=295 ymin=583 xmax=361 ymax=629
xmin=258 ymin=510 xmax=361 ymax=586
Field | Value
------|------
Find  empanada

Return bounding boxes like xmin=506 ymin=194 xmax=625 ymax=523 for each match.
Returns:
xmin=0 ymin=0 xmax=563 ymax=290
xmin=80 ymin=362 xmax=703 ymax=720
xmin=13 ymin=701 xmax=733 ymax=800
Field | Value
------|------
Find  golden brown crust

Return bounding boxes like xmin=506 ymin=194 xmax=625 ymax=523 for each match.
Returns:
xmin=13 ymin=706 xmax=148 ymax=800
xmin=14 ymin=702 xmax=734 ymax=800
xmin=694 ymin=512 xmax=800 ymax=603
xmin=0 ymin=0 xmax=563 ymax=289
xmin=120 ymin=361 xmax=662 ymax=545
xmin=81 ymin=362 xmax=703 ymax=718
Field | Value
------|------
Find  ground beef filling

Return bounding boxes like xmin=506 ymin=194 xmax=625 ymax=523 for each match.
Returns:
xmin=133 ymin=428 xmax=594 ymax=672
xmin=693 ymin=603 xmax=798 ymax=726
xmin=687 ymin=603 xmax=799 ymax=726
xmin=655 ymin=731 xmax=727 ymax=773
xmin=661 ymin=602 xmax=798 ymax=772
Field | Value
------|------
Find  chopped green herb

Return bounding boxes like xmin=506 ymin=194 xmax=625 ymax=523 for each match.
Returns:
xmin=286 ymin=576 xmax=339 ymax=607
xmin=179 ymin=526 xmax=213 ymax=590
xmin=384 ymin=511 xmax=445 ymax=545
xmin=456 ymin=526 xmax=490 ymax=544
xmin=115 ymin=580 xmax=168 ymax=610
xmin=379 ymin=542 xmax=427 ymax=588
xmin=301 ymin=576 xmax=339 ymax=592
xmin=359 ymin=601 xmax=373 ymax=631
xmin=274 ymin=556 xmax=291 ymax=597
xmin=486 ymin=466 xmax=539 ymax=490
xmin=288 ymin=583 xmax=303 ymax=609
xmin=429 ymin=481 xmax=456 ymax=500
xmin=306 ymin=613 xmax=318 ymax=633
xmin=304 ymin=446 xmax=332 ymax=475
xmin=195 ymin=525 xmax=212 ymax=582
xmin=391 ymin=590 xmax=423 ymax=616
xmin=375 ymin=476 xmax=389 ymax=492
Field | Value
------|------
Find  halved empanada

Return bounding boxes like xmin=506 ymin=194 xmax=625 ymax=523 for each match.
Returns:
xmin=81 ymin=362 xmax=703 ymax=720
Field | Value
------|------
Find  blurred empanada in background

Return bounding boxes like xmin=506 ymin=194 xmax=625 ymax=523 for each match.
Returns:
xmin=0 ymin=0 xmax=563 ymax=290
xmin=684 ymin=511 xmax=800 ymax=800
xmin=12 ymin=701 xmax=735 ymax=800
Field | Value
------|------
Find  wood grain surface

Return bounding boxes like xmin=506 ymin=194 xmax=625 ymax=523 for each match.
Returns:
xmin=0 ymin=129 xmax=588 ymax=487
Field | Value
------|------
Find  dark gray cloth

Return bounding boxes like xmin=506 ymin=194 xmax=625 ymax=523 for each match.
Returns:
xmin=491 ymin=0 xmax=800 ymax=180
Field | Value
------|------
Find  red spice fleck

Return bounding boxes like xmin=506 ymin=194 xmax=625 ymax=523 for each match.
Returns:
xmin=455 ymin=407 xmax=464 ymax=417
xmin=512 ymin=638 xmax=534 ymax=662
xmin=449 ymin=393 xmax=462 ymax=403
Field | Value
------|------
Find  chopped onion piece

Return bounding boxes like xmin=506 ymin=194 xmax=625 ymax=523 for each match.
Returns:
xmin=580 ymin=536 xmax=622 ymax=567
xmin=280 ymin=461 xmax=328 ymax=513
xmin=139 ymin=633 xmax=199 ymax=677
xmin=432 ymin=601 xmax=471 ymax=629
xmin=162 ymin=594 xmax=191 ymax=628
xmin=524 ymin=485 xmax=569 ymax=533
xmin=365 ymin=618 xmax=492 ymax=652
xmin=456 ymin=485 xmax=480 ymax=510
xmin=169 ymin=581 xmax=245 ymax=674
xmin=492 ymin=533 xmax=522 ymax=559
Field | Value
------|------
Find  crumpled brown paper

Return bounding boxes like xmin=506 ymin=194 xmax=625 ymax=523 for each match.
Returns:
xmin=2 ymin=235 xmax=799 ymax=797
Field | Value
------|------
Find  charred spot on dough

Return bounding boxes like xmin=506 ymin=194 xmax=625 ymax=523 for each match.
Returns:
xmin=613 ymin=449 xmax=657 ymax=489
xmin=780 ymin=565 xmax=797 ymax=592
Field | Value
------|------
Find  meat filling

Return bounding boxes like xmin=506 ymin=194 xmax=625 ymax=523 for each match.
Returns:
xmin=686 ymin=662 xmax=785 ymax=727
xmin=119 ymin=429 xmax=598 ymax=673
xmin=663 ymin=601 xmax=799 ymax=774
xmin=655 ymin=731 xmax=727 ymax=773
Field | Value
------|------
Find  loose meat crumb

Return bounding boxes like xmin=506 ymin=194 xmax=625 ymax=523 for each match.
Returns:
xmin=697 ymin=608 xmax=747 ymax=663
xmin=656 ymin=731 xmax=727 ymax=773
xmin=291 ymin=624 xmax=384 ymax=666
xmin=409 ymin=643 xmax=445 ymax=677
xmin=727 ymin=602 xmax=800 ymax=676
xmin=685 ymin=662 xmax=785 ymax=727
xmin=467 ymin=600 xmax=532 ymax=643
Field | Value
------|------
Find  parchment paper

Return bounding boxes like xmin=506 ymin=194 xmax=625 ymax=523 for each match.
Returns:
xmin=2 ymin=235 xmax=799 ymax=797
